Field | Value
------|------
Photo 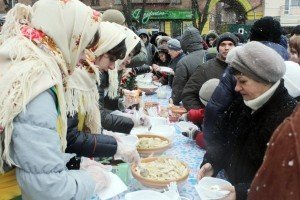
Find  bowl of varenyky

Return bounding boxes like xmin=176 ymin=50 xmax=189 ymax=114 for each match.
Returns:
xmin=131 ymin=157 xmax=189 ymax=189
xmin=136 ymin=134 xmax=171 ymax=157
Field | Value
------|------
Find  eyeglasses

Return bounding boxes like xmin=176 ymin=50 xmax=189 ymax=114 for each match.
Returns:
xmin=103 ymin=53 xmax=118 ymax=62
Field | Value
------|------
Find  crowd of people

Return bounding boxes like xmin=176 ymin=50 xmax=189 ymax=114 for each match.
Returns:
xmin=0 ymin=0 xmax=299 ymax=199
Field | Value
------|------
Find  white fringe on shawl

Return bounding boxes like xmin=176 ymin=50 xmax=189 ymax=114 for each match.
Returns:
xmin=0 ymin=36 xmax=67 ymax=173
xmin=107 ymin=67 xmax=119 ymax=99
xmin=0 ymin=4 xmax=32 ymax=44
xmin=64 ymin=60 xmax=101 ymax=133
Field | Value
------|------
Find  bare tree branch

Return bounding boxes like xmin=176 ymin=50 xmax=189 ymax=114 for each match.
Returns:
xmin=198 ymin=0 xmax=211 ymax=33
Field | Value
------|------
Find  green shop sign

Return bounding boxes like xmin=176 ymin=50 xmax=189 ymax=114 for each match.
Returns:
xmin=132 ymin=9 xmax=193 ymax=24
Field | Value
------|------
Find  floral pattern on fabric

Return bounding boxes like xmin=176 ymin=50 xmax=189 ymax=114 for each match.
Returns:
xmin=78 ymin=49 xmax=98 ymax=74
xmin=21 ymin=25 xmax=68 ymax=76
xmin=72 ymin=34 xmax=81 ymax=52
xmin=92 ymin=10 xmax=100 ymax=22
xmin=60 ymin=0 xmax=70 ymax=4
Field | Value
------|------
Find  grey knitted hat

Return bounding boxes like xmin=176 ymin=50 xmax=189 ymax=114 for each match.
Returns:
xmin=167 ymin=39 xmax=181 ymax=51
xmin=199 ymin=78 xmax=220 ymax=106
xmin=102 ymin=9 xmax=126 ymax=25
xmin=229 ymin=41 xmax=286 ymax=83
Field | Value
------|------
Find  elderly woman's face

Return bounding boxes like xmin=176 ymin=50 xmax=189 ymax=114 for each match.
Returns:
xmin=234 ymin=74 xmax=272 ymax=101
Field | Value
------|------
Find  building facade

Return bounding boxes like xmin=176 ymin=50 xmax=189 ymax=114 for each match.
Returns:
xmin=264 ymin=0 xmax=300 ymax=28
xmin=0 ymin=0 xmax=264 ymax=36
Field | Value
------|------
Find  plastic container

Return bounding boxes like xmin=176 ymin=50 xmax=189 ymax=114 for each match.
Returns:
xmin=195 ymin=177 xmax=231 ymax=200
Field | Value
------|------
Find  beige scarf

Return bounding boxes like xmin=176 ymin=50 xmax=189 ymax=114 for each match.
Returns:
xmin=108 ymin=26 xmax=140 ymax=99
xmin=65 ymin=22 xmax=127 ymax=133
xmin=0 ymin=0 xmax=100 ymax=173
xmin=65 ymin=50 xmax=101 ymax=133
xmin=93 ymin=22 xmax=126 ymax=99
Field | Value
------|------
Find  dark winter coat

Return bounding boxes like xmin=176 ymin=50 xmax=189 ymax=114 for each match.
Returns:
xmin=66 ymin=115 xmax=118 ymax=158
xmin=261 ymin=41 xmax=289 ymax=61
xmin=248 ymin=104 xmax=300 ymax=200
xmin=203 ymin=67 xmax=239 ymax=142
xmin=171 ymin=27 xmax=206 ymax=105
xmin=182 ymin=57 xmax=228 ymax=110
xmin=201 ymin=80 xmax=297 ymax=200
xmin=98 ymin=72 xmax=134 ymax=134
xmin=167 ymin=52 xmax=185 ymax=86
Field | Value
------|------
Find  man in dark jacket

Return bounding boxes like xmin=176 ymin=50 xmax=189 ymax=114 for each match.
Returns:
xmin=182 ymin=32 xmax=238 ymax=110
xmin=171 ymin=27 xmax=206 ymax=105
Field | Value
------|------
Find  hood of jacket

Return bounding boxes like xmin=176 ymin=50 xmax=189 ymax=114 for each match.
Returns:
xmin=138 ymin=30 xmax=150 ymax=44
xmin=180 ymin=27 xmax=203 ymax=53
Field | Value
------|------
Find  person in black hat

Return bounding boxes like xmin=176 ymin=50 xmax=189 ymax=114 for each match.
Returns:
xmin=249 ymin=16 xmax=289 ymax=60
xmin=249 ymin=16 xmax=282 ymax=43
xmin=181 ymin=32 xmax=238 ymax=110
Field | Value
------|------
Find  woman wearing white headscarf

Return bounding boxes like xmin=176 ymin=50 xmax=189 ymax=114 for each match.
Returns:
xmin=66 ymin=22 xmax=140 ymax=163
xmin=0 ymin=0 xmax=108 ymax=199
xmin=98 ymin=25 xmax=143 ymax=126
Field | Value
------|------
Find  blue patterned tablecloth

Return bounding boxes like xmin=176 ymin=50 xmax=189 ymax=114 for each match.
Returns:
xmin=123 ymin=132 xmax=205 ymax=200
xmin=111 ymin=89 xmax=206 ymax=200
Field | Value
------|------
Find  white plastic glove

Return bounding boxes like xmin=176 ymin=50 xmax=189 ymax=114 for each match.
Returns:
xmin=131 ymin=108 xmax=150 ymax=127
xmin=112 ymin=109 xmax=150 ymax=127
xmin=178 ymin=113 xmax=188 ymax=121
xmin=114 ymin=135 xmax=140 ymax=164
xmin=80 ymin=158 xmax=112 ymax=193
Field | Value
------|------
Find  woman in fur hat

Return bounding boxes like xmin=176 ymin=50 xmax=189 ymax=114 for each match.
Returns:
xmin=198 ymin=42 xmax=297 ymax=200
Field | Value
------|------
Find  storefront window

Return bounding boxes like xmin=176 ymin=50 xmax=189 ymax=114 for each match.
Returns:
xmin=171 ymin=20 xmax=182 ymax=38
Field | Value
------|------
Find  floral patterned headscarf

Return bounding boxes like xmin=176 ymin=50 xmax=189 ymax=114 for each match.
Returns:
xmin=0 ymin=0 xmax=100 ymax=172
xmin=31 ymin=0 xmax=100 ymax=75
